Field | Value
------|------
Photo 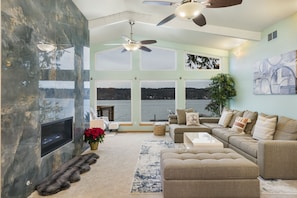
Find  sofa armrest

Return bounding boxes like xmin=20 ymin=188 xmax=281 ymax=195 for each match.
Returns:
xmin=258 ymin=140 xmax=297 ymax=179
xmin=199 ymin=117 xmax=220 ymax=124
xmin=168 ymin=115 xmax=178 ymax=124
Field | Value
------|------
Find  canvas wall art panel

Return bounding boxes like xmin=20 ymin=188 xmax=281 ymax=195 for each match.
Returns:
xmin=185 ymin=53 xmax=220 ymax=70
xmin=253 ymin=50 xmax=297 ymax=95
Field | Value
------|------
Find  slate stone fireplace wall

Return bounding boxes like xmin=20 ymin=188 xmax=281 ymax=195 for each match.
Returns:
xmin=1 ymin=0 xmax=89 ymax=197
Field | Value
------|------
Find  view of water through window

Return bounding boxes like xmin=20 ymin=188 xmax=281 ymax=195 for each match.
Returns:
xmin=95 ymin=49 xmax=213 ymax=123
xmin=186 ymin=80 xmax=212 ymax=117
xmin=96 ymin=80 xmax=212 ymax=122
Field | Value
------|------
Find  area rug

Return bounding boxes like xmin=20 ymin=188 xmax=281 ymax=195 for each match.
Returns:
xmin=259 ymin=177 xmax=297 ymax=195
xmin=131 ymin=140 xmax=297 ymax=195
xmin=130 ymin=139 xmax=176 ymax=193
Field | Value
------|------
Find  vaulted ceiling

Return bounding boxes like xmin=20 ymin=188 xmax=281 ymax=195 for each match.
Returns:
xmin=73 ymin=0 xmax=297 ymax=50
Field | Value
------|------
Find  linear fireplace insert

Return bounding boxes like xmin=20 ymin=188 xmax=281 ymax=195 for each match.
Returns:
xmin=41 ymin=117 xmax=73 ymax=157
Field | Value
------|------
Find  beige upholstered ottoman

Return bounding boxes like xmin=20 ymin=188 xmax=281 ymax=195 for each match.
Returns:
xmin=160 ymin=148 xmax=260 ymax=198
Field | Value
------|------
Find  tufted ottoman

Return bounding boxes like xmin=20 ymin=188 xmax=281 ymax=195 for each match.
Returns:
xmin=160 ymin=148 xmax=259 ymax=198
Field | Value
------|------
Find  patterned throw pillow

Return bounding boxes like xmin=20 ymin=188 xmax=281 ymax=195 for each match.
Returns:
xmin=186 ymin=112 xmax=200 ymax=126
xmin=228 ymin=110 xmax=244 ymax=128
xmin=218 ymin=110 xmax=233 ymax=127
xmin=231 ymin=117 xmax=250 ymax=133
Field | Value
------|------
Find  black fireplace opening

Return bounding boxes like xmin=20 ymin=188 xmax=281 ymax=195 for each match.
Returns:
xmin=41 ymin=117 xmax=73 ymax=157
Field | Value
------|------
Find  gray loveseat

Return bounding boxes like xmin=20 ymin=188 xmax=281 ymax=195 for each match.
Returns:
xmin=168 ymin=108 xmax=297 ymax=179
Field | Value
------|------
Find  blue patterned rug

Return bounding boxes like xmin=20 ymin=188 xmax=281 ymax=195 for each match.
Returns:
xmin=130 ymin=140 xmax=297 ymax=195
xmin=130 ymin=139 xmax=175 ymax=193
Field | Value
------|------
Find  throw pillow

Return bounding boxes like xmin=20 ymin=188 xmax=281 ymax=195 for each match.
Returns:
xmin=252 ymin=113 xmax=278 ymax=140
xmin=176 ymin=108 xmax=193 ymax=125
xmin=228 ymin=110 xmax=244 ymax=128
xmin=273 ymin=116 xmax=297 ymax=140
xmin=242 ymin=110 xmax=258 ymax=134
xmin=186 ymin=112 xmax=200 ymax=126
xmin=231 ymin=117 xmax=250 ymax=133
xmin=218 ymin=110 xmax=233 ymax=127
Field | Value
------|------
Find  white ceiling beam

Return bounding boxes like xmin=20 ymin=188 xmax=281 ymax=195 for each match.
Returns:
xmin=89 ymin=11 xmax=261 ymax=41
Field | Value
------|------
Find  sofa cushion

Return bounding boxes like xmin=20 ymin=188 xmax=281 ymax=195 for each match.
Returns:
xmin=212 ymin=127 xmax=244 ymax=142
xmin=229 ymin=135 xmax=258 ymax=158
xmin=274 ymin=116 xmax=297 ymax=140
xmin=218 ymin=110 xmax=233 ymax=127
xmin=252 ymin=113 xmax=278 ymax=140
xmin=186 ymin=112 xmax=200 ymax=126
xmin=176 ymin=108 xmax=193 ymax=124
xmin=228 ymin=110 xmax=244 ymax=128
xmin=242 ymin=110 xmax=258 ymax=134
xmin=231 ymin=117 xmax=250 ymax=133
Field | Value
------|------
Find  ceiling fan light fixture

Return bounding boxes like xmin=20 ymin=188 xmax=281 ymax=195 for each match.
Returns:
xmin=175 ymin=2 xmax=204 ymax=19
xmin=123 ymin=43 xmax=141 ymax=51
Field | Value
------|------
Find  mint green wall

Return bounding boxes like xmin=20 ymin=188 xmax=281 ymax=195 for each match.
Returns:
xmin=90 ymin=40 xmax=229 ymax=131
xmin=230 ymin=13 xmax=297 ymax=119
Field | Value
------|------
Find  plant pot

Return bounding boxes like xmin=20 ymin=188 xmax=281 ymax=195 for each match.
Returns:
xmin=89 ymin=142 xmax=99 ymax=150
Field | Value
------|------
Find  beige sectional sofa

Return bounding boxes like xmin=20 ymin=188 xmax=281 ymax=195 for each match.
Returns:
xmin=168 ymin=108 xmax=297 ymax=179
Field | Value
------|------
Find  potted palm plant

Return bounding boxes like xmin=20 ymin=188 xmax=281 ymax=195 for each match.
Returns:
xmin=205 ymin=73 xmax=237 ymax=116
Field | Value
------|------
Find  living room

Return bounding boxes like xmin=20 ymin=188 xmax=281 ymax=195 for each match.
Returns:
xmin=1 ymin=0 xmax=297 ymax=197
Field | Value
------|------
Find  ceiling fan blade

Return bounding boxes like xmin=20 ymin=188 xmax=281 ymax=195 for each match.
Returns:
xmin=121 ymin=48 xmax=127 ymax=53
xmin=140 ymin=46 xmax=152 ymax=52
xmin=104 ymin=43 xmax=122 ymax=46
xmin=206 ymin=0 xmax=242 ymax=8
xmin=140 ymin=40 xmax=157 ymax=45
xmin=157 ymin=14 xmax=176 ymax=26
xmin=192 ymin=14 xmax=206 ymax=26
xmin=143 ymin=1 xmax=176 ymax=6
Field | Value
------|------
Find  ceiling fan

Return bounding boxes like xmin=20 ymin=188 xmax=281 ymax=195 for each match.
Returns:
xmin=105 ymin=20 xmax=157 ymax=53
xmin=143 ymin=0 xmax=243 ymax=27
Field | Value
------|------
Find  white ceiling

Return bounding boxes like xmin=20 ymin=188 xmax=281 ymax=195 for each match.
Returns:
xmin=73 ymin=0 xmax=297 ymax=50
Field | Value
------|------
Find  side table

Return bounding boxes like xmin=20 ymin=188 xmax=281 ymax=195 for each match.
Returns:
xmin=154 ymin=122 xmax=166 ymax=136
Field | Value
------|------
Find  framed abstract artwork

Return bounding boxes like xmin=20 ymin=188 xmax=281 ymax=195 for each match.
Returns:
xmin=185 ymin=53 xmax=220 ymax=70
xmin=253 ymin=50 xmax=297 ymax=95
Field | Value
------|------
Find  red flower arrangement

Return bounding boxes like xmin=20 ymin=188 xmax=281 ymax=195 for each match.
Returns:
xmin=84 ymin=128 xmax=105 ymax=143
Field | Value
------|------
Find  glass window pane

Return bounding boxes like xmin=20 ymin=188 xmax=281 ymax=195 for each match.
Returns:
xmin=185 ymin=80 xmax=212 ymax=116
xmin=185 ymin=53 xmax=221 ymax=70
xmin=95 ymin=48 xmax=131 ymax=71
xmin=96 ymin=81 xmax=131 ymax=122
xmin=141 ymin=47 xmax=176 ymax=70
xmin=141 ymin=81 xmax=175 ymax=121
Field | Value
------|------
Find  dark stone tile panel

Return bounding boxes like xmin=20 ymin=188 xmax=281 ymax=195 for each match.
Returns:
xmin=1 ymin=0 xmax=89 ymax=197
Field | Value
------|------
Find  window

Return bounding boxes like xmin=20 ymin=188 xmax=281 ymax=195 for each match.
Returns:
xmin=141 ymin=47 xmax=176 ymax=70
xmin=185 ymin=80 xmax=212 ymax=116
xmin=95 ymin=48 xmax=131 ymax=71
xmin=185 ymin=53 xmax=221 ymax=70
xmin=96 ymin=81 xmax=131 ymax=122
xmin=141 ymin=81 xmax=175 ymax=122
